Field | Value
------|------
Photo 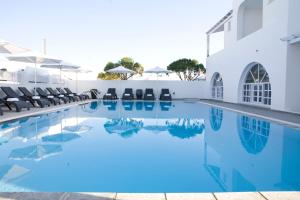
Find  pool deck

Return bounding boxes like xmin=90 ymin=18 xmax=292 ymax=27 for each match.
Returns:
xmin=199 ymin=99 xmax=300 ymax=129
xmin=0 ymin=99 xmax=94 ymax=123
xmin=0 ymin=192 xmax=299 ymax=200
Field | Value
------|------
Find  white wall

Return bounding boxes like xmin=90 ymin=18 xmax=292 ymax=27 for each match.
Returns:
xmin=206 ymin=0 xmax=294 ymax=112
xmin=65 ymin=80 xmax=208 ymax=100
xmin=284 ymin=0 xmax=300 ymax=113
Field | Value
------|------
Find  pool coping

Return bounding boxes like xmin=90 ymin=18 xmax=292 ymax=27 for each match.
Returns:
xmin=199 ymin=100 xmax=300 ymax=129
xmin=2 ymin=99 xmax=300 ymax=129
xmin=0 ymin=192 xmax=299 ymax=199
xmin=0 ymin=99 xmax=94 ymax=124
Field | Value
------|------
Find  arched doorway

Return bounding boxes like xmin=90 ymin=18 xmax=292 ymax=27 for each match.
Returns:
xmin=211 ymin=73 xmax=224 ymax=100
xmin=241 ymin=63 xmax=271 ymax=106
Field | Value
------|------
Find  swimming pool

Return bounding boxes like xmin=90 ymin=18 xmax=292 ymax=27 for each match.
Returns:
xmin=0 ymin=100 xmax=299 ymax=192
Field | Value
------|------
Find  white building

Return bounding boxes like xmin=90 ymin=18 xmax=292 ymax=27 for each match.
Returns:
xmin=206 ymin=0 xmax=300 ymax=113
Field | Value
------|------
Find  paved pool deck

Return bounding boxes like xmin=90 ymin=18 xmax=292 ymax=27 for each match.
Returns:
xmin=199 ymin=99 xmax=300 ymax=129
xmin=0 ymin=192 xmax=300 ymax=200
xmin=0 ymin=99 xmax=94 ymax=124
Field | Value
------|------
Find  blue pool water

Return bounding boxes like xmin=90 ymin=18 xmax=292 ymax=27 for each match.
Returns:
xmin=0 ymin=100 xmax=300 ymax=192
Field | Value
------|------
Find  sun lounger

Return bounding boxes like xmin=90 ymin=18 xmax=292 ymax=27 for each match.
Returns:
xmin=143 ymin=88 xmax=155 ymax=101
xmin=136 ymin=89 xmax=143 ymax=100
xmin=103 ymin=88 xmax=117 ymax=100
xmin=46 ymin=88 xmax=70 ymax=104
xmin=0 ymin=87 xmax=31 ymax=112
xmin=56 ymin=88 xmax=79 ymax=102
xmin=159 ymin=88 xmax=172 ymax=101
xmin=122 ymin=88 xmax=134 ymax=100
xmin=64 ymin=88 xmax=89 ymax=100
xmin=36 ymin=87 xmax=61 ymax=105
xmin=0 ymin=100 xmax=3 ymax=115
xmin=18 ymin=87 xmax=51 ymax=108
xmin=90 ymin=89 xmax=101 ymax=99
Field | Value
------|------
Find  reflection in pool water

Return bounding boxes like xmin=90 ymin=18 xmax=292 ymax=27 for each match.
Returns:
xmin=9 ymin=144 xmax=62 ymax=161
xmin=42 ymin=133 xmax=81 ymax=143
xmin=104 ymin=118 xmax=143 ymax=138
xmin=238 ymin=115 xmax=270 ymax=154
xmin=210 ymin=108 xmax=223 ymax=131
xmin=166 ymin=118 xmax=205 ymax=139
xmin=0 ymin=100 xmax=299 ymax=192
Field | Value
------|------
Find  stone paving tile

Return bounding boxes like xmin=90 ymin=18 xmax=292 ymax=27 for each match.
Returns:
xmin=116 ymin=193 xmax=166 ymax=200
xmin=261 ymin=192 xmax=300 ymax=200
xmin=166 ymin=193 xmax=216 ymax=200
xmin=214 ymin=192 xmax=265 ymax=200
xmin=0 ymin=192 xmax=66 ymax=200
xmin=65 ymin=192 xmax=116 ymax=200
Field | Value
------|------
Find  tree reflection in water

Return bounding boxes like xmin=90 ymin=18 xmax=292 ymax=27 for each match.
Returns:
xmin=104 ymin=118 xmax=143 ymax=138
xmin=166 ymin=118 xmax=205 ymax=139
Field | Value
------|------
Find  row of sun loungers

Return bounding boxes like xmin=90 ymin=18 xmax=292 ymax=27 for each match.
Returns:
xmin=0 ymin=87 xmax=89 ymax=115
xmin=101 ymin=88 xmax=172 ymax=101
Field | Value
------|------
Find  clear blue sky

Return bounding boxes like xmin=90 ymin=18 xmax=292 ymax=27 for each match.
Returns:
xmin=0 ymin=0 xmax=232 ymax=73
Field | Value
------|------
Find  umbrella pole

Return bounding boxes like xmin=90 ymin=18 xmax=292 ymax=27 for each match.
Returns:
xmin=34 ymin=62 xmax=37 ymax=95
xmin=76 ymin=72 xmax=78 ymax=94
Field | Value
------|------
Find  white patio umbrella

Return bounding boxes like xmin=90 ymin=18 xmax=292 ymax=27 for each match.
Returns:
xmin=0 ymin=39 xmax=29 ymax=54
xmin=144 ymin=66 xmax=171 ymax=98
xmin=106 ymin=66 xmax=135 ymax=76
xmin=62 ymin=68 xmax=92 ymax=93
xmin=40 ymin=61 xmax=80 ymax=83
xmin=144 ymin=66 xmax=171 ymax=74
xmin=6 ymin=51 xmax=62 ymax=94
xmin=106 ymin=66 xmax=135 ymax=97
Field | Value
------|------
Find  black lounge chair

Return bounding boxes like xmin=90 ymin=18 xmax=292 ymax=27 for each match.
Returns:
xmin=0 ymin=87 xmax=31 ymax=112
xmin=0 ymin=100 xmax=3 ymax=115
xmin=56 ymin=88 xmax=79 ymax=102
xmin=90 ymin=89 xmax=101 ymax=99
xmin=18 ymin=87 xmax=51 ymax=108
xmin=64 ymin=88 xmax=89 ymax=100
xmin=143 ymin=88 xmax=155 ymax=101
xmin=122 ymin=88 xmax=134 ymax=100
xmin=36 ymin=87 xmax=61 ymax=105
xmin=136 ymin=89 xmax=143 ymax=100
xmin=103 ymin=88 xmax=117 ymax=100
xmin=46 ymin=88 xmax=70 ymax=104
xmin=159 ymin=88 xmax=172 ymax=101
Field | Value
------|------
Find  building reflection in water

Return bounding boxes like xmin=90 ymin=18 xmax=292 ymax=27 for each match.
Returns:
xmin=238 ymin=115 xmax=270 ymax=154
xmin=209 ymin=107 xmax=223 ymax=132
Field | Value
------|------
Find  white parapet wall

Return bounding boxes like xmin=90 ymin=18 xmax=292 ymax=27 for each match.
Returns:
xmin=65 ymin=80 xmax=208 ymax=99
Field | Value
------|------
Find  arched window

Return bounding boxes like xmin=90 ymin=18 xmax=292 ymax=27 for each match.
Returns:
xmin=211 ymin=73 xmax=223 ymax=100
xmin=242 ymin=63 xmax=271 ymax=106
xmin=238 ymin=115 xmax=270 ymax=154
xmin=237 ymin=0 xmax=263 ymax=40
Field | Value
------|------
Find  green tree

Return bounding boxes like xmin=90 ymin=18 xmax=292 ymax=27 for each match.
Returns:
xmin=98 ymin=57 xmax=144 ymax=80
xmin=167 ymin=58 xmax=206 ymax=81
